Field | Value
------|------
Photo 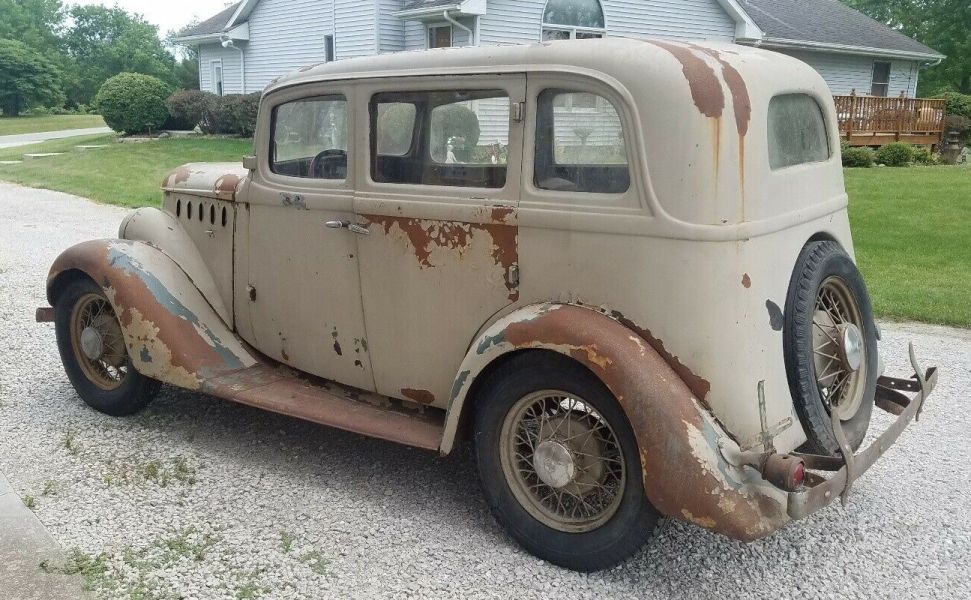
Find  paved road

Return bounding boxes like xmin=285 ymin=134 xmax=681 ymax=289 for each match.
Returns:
xmin=0 ymin=127 xmax=113 ymax=149
xmin=0 ymin=181 xmax=968 ymax=599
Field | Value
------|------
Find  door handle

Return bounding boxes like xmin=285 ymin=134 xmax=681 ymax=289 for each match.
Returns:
xmin=325 ymin=220 xmax=370 ymax=235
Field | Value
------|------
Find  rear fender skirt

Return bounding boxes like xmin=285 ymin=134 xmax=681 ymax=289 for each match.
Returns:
xmin=47 ymin=239 xmax=258 ymax=390
xmin=443 ymin=303 xmax=789 ymax=540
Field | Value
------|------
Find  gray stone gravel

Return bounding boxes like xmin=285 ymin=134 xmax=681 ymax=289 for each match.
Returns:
xmin=0 ymin=181 xmax=969 ymax=599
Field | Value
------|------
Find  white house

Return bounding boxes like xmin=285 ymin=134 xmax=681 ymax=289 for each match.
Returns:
xmin=174 ymin=0 xmax=944 ymax=99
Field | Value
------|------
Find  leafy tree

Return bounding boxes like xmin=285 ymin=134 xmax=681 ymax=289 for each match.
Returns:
xmin=841 ymin=0 xmax=971 ymax=94
xmin=0 ymin=38 xmax=65 ymax=115
xmin=0 ymin=0 xmax=64 ymax=55
xmin=172 ymin=57 xmax=200 ymax=91
xmin=63 ymin=5 xmax=176 ymax=106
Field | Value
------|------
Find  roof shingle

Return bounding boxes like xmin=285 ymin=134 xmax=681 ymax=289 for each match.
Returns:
xmin=740 ymin=0 xmax=942 ymax=57
xmin=177 ymin=2 xmax=241 ymax=38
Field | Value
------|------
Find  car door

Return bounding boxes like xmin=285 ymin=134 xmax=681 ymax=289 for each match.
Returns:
xmin=241 ymin=84 xmax=375 ymax=391
xmin=353 ymin=75 xmax=526 ymax=407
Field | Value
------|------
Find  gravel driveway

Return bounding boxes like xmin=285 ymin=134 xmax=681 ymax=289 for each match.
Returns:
xmin=0 ymin=181 xmax=968 ymax=599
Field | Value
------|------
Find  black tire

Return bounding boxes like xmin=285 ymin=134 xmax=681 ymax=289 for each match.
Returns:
xmin=783 ymin=241 xmax=878 ymax=456
xmin=54 ymin=277 xmax=159 ymax=416
xmin=473 ymin=353 xmax=658 ymax=572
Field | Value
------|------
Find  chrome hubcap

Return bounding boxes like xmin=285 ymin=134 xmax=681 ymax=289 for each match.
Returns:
xmin=533 ymin=440 xmax=576 ymax=489
xmin=837 ymin=323 xmax=863 ymax=373
xmin=79 ymin=326 xmax=104 ymax=360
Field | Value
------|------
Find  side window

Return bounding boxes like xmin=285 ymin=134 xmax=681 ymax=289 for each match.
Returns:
xmin=371 ymin=89 xmax=510 ymax=188
xmin=535 ymin=89 xmax=630 ymax=194
xmin=767 ymin=94 xmax=830 ymax=170
xmin=271 ymin=95 xmax=348 ymax=179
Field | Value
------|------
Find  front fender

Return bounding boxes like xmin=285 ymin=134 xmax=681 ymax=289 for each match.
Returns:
xmin=47 ymin=239 xmax=257 ymax=390
xmin=442 ymin=303 xmax=790 ymax=541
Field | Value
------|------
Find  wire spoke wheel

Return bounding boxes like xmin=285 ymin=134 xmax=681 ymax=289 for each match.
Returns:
xmin=812 ymin=277 xmax=867 ymax=421
xmin=499 ymin=390 xmax=626 ymax=533
xmin=68 ymin=293 xmax=129 ymax=390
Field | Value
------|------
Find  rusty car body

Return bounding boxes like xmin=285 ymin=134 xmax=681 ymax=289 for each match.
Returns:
xmin=39 ymin=38 xmax=937 ymax=570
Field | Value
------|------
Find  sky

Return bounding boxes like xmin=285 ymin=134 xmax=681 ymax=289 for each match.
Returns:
xmin=65 ymin=0 xmax=235 ymax=37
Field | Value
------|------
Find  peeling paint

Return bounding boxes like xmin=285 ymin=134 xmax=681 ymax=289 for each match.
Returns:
xmin=742 ymin=273 xmax=751 ymax=288
xmin=646 ymin=40 xmax=724 ymax=119
xmin=401 ymin=388 xmax=435 ymax=405
xmin=766 ymin=300 xmax=784 ymax=332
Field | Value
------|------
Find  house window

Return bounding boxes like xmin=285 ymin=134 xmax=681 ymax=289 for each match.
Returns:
xmin=541 ymin=0 xmax=606 ymax=41
xmin=211 ymin=61 xmax=224 ymax=96
xmin=871 ymin=61 xmax=892 ymax=97
xmin=324 ymin=34 xmax=335 ymax=62
xmin=535 ymin=88 xmax=630 ymax=194
xmin=428 ymin=25 xmax=452 ymax=48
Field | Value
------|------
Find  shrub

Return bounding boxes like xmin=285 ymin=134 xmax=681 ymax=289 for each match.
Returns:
xmin=94 ymin=73 xmax=170 ymax=134
xmin=945 ymin=114 xmax=971 ymax=146
xmin=430 ymin=103 xmax=480 ymax=161
xmin=841 ymin=146 xmax=875 ymax=168
xmin=875 ymin=142 xmax=914 ymax=167
xmin=202 ymin=93 xmax=260 ymax=136
xmin=942 ymin=92 xmax=971 ymax=119
xmin=911 ymin=146 xmax=937 ymax=165
xmin=165 ymin=90 xmax=215 ymax=130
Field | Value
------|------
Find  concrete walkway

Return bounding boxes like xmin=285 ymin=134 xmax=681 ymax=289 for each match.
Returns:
xmin=0 ymin=473 xmax=92 ymax=599
xmin=0 ymin=127 xmax=113 ymax=149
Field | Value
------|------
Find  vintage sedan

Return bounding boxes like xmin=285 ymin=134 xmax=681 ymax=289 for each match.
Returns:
xmin=37 ymin=38 xmax=936 ymax=571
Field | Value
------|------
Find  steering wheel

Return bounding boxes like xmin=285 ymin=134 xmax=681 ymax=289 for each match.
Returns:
xmin=310 ymin=149 xmax=347 ymax=179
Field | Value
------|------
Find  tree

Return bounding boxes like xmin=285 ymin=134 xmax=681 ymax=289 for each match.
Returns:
xmin=0 ymin=38 xmax=65 ymax=115
xmin=841 ymin=0 xmax=971 ymax=94
xmin=172 ymin=57 xmax=200 ymax=90
xmin=63 ymin=5 xmax=176 ymax=106
xmin=0 ymin=0 xmax=64 ymax=55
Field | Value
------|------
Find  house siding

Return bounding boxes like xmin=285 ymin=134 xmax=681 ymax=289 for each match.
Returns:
xmin=378 ymin=0 xmax=405 ymax=53
xmin=245 ymin=0 xmax=333 ymax=92
xmin=478 ymin=0 xmax=735 ymax=45
xmin=334 ymin=1 xmax=378 ymax=59
xmin=199 ymin=45 xmax=243 ymax=95
xmin=776 ymin=50 xmax=920 ymax=97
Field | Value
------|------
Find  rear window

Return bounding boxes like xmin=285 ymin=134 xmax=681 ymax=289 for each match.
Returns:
xmin=767 ymin=94 xmax=830 ymax=170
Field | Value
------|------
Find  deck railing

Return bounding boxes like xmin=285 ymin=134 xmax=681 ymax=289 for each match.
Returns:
xmin=833 ymin=93 xmax=946 ymax=147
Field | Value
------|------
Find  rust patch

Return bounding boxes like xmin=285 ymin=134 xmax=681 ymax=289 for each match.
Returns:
xmin=609 ymin=311 xmax=711 ymax=402
xmin=497 ymin=305 xmax=787 ymax=540
xmin=490 ymin=205 xmax=514 ymax=224
xmin=691 ymin=45 xmax=751 ymax=137
xmin=401 ymin=388 xmax=435 ymax=405
xmin=742 ymin=273 xmax=751 ymax=289
xmin=333 ymin=340 xmax=343 ymax=356
xmin=163 ymin=165 xmax=191 ymax=188
xmin=646 ymin=40 xmax=724 ymax=119
xmin=281 ymin=348 xmax=290 ymax=361
xmin=363 ymin=215 xmax=519 ymax=301
xmin=214 ymin=174 xmax=241 ymax=195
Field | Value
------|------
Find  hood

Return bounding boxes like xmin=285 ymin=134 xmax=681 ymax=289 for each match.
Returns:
xmin=161 ymin=163 xmax=249 ymax=201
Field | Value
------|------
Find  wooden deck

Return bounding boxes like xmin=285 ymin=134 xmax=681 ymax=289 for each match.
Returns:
xmin=834 ymin=94 xmax=946 ymax=148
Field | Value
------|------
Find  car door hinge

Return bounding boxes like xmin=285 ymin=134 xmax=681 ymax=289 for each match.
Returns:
xmin=512 ymin=102 xmax=525 ymax=123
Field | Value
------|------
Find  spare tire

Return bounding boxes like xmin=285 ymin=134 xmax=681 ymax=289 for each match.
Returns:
xmin=783 ymin=240 xmax=878 ymax=456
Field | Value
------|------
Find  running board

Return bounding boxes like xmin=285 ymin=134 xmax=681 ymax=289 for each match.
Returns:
xmin=201 ymin=364 xmax=445 ymax=451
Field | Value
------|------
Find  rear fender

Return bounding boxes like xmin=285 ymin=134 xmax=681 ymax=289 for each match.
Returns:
xmin=442 ymin=303 xmax=789 ymax=540
xmin=47 ymin=239 xmax=258 ymax=390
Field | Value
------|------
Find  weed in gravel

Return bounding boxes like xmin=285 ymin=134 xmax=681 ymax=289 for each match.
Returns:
xmin=235 ymin=569 xmax=270 ymax=599
xmin=63 ymin=430 xmax=80 ymax=456
xmin=44 ymin=548 xmax=110 ymax=592
xmin=299 ymin=550 xmax=328 ymax=575
xmin=279 ymin=531 xmax=296 ymax=554
xmin=41 ymin=480 xmax=56 ymax=496
xmin=101 ymin=455 xmax=198 ymax=488
xmin=22 ymin=494 xmax=35 ymax=509
xmin=160 ymin=526 xmax=220 ymax=562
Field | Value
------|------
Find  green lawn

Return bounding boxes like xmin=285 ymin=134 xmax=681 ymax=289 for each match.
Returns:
xmin=0 ymin=135 xmax=253 ymax=207
xmin=0 ymin=114 xmax=107 ymax=136
xmin=847 ymin=165 xmax=971 ymax=328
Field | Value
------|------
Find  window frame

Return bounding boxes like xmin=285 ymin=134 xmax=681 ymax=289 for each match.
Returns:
xmin=269 ymin=94 xmax=350 ymax=180
xmin=766 ymin=93 xmax=832 ymax=171
xmin=255 ymin=83 xmax=357 ymax=190
xmin=427 ymin=24 xmax=453 ymax=49
xmin=523 ymin=74 xmax=644 ymax=212
xmin=210 ymin=59 xmax=224 ymax=96
xmin=870 ymin=61 xmax=892 ymax=97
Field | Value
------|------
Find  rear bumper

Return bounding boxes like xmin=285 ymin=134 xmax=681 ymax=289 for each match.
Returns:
xmin=786 ymin=343 xmax=937 ymax=520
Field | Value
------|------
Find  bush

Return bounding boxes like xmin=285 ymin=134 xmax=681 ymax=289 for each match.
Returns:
xmin=430 ymin=103 xmax=480 ymax=161
xmin=841 ymin=146 xmax=876 ymax=168
xmin=875 ymin=142 xmax=914 ymax=167
xmin=942 ymin=92 xmax=971 ymax=119
xmin=945 ymin=114 xmax=971 ymax=146
xmin=911 ymin=146 xmax=937 ymax=165
xmin=165 ymin=90 xmax=215 ymax=130
xmin=94 ymin=73 xmax=170 ymax=134
xmin=202 ymin=93 xmax=260 ymax=136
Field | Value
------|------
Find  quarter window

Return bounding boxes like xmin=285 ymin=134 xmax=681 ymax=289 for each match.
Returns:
xmin=767 ymin=94 xmax=830 ymax=170
xmin=542 ymin=0 xmax=606 ymax=40
xmin=271 ymin=95 xmax=348 ymax=179
xmin=535 ymin=89 xmax=629 ymax=194
xmin=372 ymin=90 xmax=510 ymax=188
